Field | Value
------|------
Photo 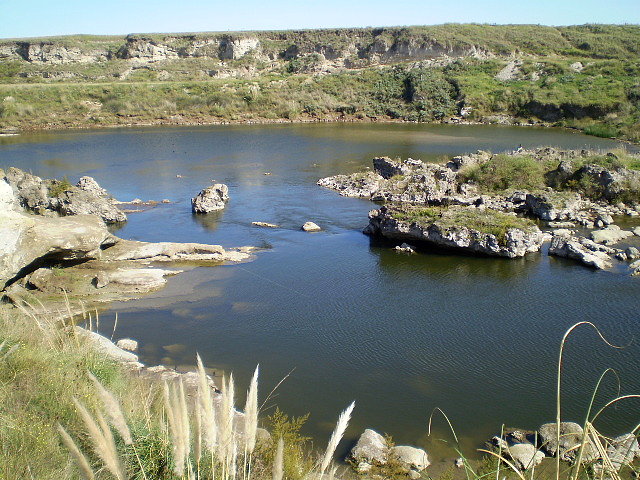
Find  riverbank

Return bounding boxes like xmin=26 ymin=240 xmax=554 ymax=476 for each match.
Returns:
xmin=1 ymin=24 xmax=639 ymax=142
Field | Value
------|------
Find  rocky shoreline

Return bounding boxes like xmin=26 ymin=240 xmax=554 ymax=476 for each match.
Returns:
xmin=319 ymin=149 xmax=640 ymax=273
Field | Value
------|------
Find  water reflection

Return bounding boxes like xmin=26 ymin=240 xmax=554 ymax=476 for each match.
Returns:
xmin=191 ymin=210 xmax=225 ymax=232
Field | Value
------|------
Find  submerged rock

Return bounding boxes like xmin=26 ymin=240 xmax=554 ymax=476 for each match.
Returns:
xmin=394 ymin=242 xmax=416 ymax=253
xmin=191 ymin=183 xmax=229 ymax=213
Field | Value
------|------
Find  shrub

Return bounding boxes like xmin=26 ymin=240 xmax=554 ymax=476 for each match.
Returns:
xmin=459 ymin=155 xmax=546 ymax=192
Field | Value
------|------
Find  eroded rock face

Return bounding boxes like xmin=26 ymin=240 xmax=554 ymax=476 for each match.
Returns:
xmin=0 ymin=207 xmax=114 ymax=289
xmin=365 ymin=206 xmax=544 ymax=258
xmin=191 ymin=184 xmax=229 ymax=213
xmin=524 ymin=192 xmax=585 ymax=221
xmin=572 ymin=164 xmax=640 ymax=202
xmin=3 ymin=168 xmax=126 ymax=223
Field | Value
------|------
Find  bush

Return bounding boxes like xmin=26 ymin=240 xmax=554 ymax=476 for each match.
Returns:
xmin=459 ymin=155 xmax=546 ymax=192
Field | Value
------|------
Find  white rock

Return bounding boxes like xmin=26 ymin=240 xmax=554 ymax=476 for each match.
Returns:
xmin=391 ymin=445 xmax=430 ymax=471
xmin=302 ymin=221 xmax=321 ymax=232
xmin=74 ymin=327 xmax=139 ymax=362
xmin=349 ymin=429 xmax=388 ymax=466
xmin=507 ymin=443 xmax=545 ymax=470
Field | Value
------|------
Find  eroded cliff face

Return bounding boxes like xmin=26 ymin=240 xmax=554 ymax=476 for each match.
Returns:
xmin=0 ymin=28 xmax=489 ymax=67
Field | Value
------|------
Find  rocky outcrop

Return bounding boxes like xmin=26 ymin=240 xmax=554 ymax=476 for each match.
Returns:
xmin=548 ymin=233 xmax=614 ymax=269
xmin=191 ymin=184 xmax=229 ymax=213
xmin=571 ymin=163 xmax=640 ymax=202
xmin=2 ymin=168 xmax=126 ymax=224
xmin=365 ymin=206 xmax=544 ymax=258
xmin=506 ymin=443 xmax=545 ymax=470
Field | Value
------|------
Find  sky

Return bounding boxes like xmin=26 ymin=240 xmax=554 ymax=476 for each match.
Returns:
xmin=1 ymin=0 xmax=639 ymax=39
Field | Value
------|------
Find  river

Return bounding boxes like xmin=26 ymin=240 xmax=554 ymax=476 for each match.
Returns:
xmin=1 ymin=123 xmax=639 ymax=461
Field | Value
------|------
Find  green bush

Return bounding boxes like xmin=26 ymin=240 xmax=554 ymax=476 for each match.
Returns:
xmin=459 ymin=155 xmax=546 ymax=192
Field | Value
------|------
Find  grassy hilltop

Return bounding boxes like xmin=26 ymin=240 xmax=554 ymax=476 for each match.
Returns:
xmin=0 ymin=24 xmax=638 ymax=140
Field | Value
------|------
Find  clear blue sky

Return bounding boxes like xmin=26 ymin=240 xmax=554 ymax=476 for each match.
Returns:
xmin=1 ymin=0 xmax=639 ymax=39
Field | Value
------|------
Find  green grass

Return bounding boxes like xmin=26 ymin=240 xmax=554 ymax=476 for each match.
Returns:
xmin=458 ymin=154 xmax=547 ymax=193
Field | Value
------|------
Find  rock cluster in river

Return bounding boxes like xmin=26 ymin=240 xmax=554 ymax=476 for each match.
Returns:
xmin=191 ymin=183 xmax=229 ymax=213
xmin=0 ymin=174 xmax=254 ymax=311
xmin=319 ymin=148 xmax=640 ymax=270
xmin=365 ymin=205 xmax=546 ymax=258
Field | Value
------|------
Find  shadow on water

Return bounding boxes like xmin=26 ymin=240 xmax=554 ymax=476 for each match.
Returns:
xmin=191 ymin=210 xmax=225 ymax=232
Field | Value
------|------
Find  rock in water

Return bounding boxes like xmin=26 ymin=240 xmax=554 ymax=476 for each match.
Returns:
xmin=538 ymin=422 xmax=597 ymax=462
xmin=548 ymin=234 xmax=613 ymax=270
xmin=191 ymin=184 xmax=229 ymax=213
xmin=590 ymin=225 xmax=634 ymax=245
xmin=302 ymin=222 xmax=321 ymax=232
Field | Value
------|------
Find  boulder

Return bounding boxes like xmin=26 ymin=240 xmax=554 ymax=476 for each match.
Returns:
xmin=625 ymin=247 xmax=640 ymax=260
xmin=524 ymin=192 xmax=584 ymax=221
xmin=507 ymin=443 xmax=545 ymax=470
xmin=390 ymin=445 xmax=430 ymax=472
xmin=548 ymin=235 xmax=613 ymax=270
xmin=191 ymin=184 xmax=229 ymax=213
xmin=571 ymin=164 xmax=640 ymax=202
xmin=590 ymin=225 xmax=634 ymax=245
xmin=349 ymin=429 xmax=388 ymax=468
xmin=538 ymin=422 xmax=597 ymax=462
xmin=633 ymin=226 xmax=640 ymax=236
xmin=302 ymin=222 xmax=321 ymax=232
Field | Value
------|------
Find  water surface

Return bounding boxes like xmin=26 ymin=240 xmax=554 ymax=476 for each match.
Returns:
xmin=2 ymin=123 xmax=639 ymax=458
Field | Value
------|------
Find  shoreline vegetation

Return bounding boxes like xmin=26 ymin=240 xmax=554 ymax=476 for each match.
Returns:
xmin=0 ymin=24 xmax=639 ymax=142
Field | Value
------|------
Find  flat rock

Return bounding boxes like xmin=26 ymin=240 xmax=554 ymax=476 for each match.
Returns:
xmin=252 ymin=221 xmax=279 ymax=228
xmin=591 ymin=225 xmax=634 ymax=245
xmin=633 ymin=226 xmax=640 ymax=236
xmin=116 ymin=338 xmax=138 ymax=352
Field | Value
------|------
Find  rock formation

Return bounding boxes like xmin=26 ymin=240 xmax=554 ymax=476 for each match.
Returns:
xmin=191 ymin=184 xmax=229 ymax=213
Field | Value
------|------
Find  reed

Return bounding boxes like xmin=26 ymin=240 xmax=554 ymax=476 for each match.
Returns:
xmin=318 ymin=401 xmax=355 ymax=478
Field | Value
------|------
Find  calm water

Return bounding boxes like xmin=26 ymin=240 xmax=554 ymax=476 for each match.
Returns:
xmin=2 ymin=123 xmax=639 ymax=458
